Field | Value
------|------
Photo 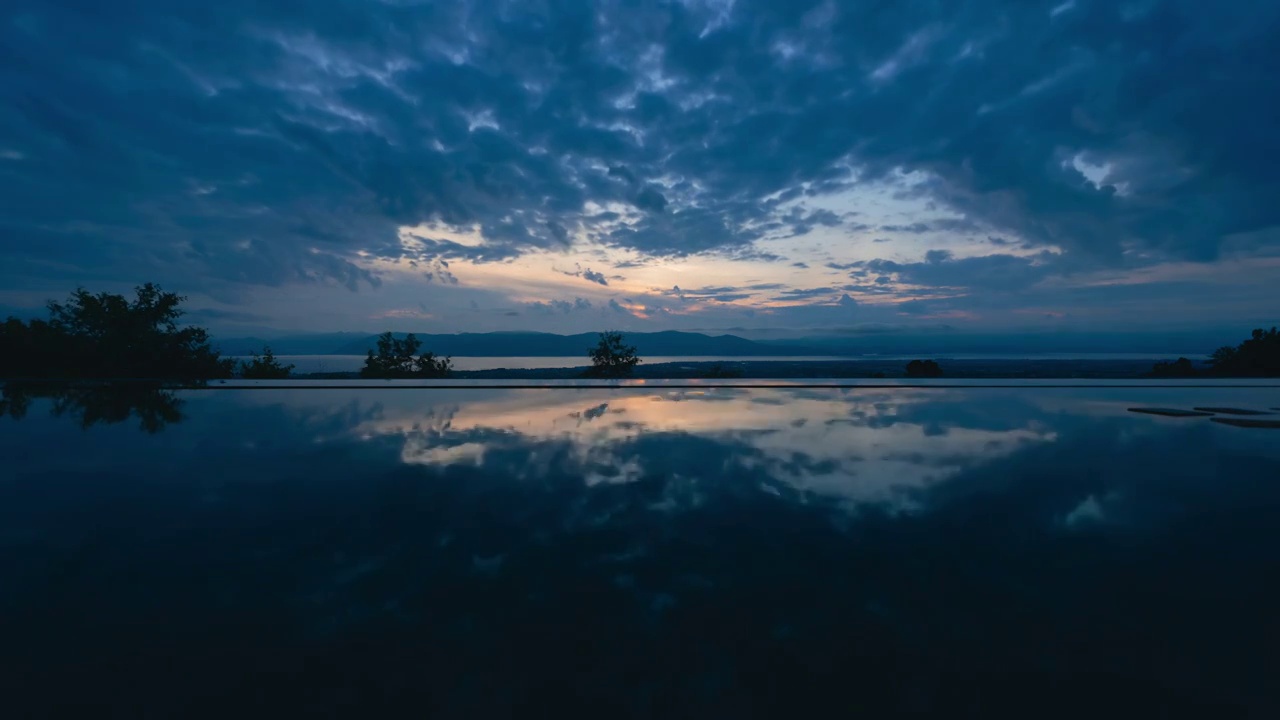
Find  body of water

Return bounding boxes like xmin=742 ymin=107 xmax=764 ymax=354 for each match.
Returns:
xmin=2 ymin=383 xmax=1277 ymax=715
xmin=234 ymin=353 xmax=1209 ymax=374
xmin=233 ymin=355 xmax=851 ymax=373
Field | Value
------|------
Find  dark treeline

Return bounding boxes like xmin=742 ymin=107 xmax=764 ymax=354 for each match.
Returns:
xmin=0 ymin=284 xmax=294 ymax=380
xmin=1208 ymin=327 xmax=1280 ymax=376
xmin=239 ymin=347 xmax=294 ymax=379
xmin=2 ymin=285 xmax=1274 ymax=381
xmin=359 ymin=330 xmax=650 ymax=379
xmin=1150 ymin=327 xmax=1280 ymax=378
xmin=360 ymin=332 xmax=453 ymax=378
xmin=358 ymin=330 xmax=648 ymax=379
xmin=583 ymin=331 xmax=641 ymax=378
xmin=1 ymin=284 xmax=232 ymax=380
xmin=1 ymin=382 xmax=183 ymax=433
xmin=905 ymin=359 xmax=944 ymax=378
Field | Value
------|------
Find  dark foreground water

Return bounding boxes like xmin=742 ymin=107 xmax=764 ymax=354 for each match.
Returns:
xmin=1 ymin=384 xmax=1278 ymax=717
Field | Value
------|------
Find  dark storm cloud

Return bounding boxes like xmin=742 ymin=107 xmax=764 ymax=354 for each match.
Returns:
xmin=2 ymin=0 xmax=1279 ymax=296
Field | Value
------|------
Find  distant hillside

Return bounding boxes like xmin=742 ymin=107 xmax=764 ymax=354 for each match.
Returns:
xmin=213 ymin=328 xmax=1230 ymax=358
xmin=319 ymin=331 xmax=823 ymax=357
xmin=757 ymin=330 xmax=1229 ymax=356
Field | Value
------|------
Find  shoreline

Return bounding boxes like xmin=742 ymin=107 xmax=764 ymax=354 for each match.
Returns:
xmin=295 ymin=357 xmax=1189 ymax=380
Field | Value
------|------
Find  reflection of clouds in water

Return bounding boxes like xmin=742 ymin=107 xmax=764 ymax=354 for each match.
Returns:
xmin=330 ymin=388 xmax=1062 ymax=508
xmin=5 ymin=386 xmax=1280 ymax=714
xmin=401 ymin=440 xmax=488 ymax=467
xmin=913 ymin=416 xmax=1280 ymax=538
xmin=1064 ymin=494 xmax=1108 ymax=527
xmin=182 ymin=385 xmax=1280 ymax=524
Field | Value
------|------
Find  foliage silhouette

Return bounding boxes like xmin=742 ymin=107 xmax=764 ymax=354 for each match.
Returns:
xmin=905 ymin=359 xmax=944 ymax=378
xmin=1 ymin=382 xmax=184 ymax=433
xmin=1207 ymin=327 xmax=1280 ymax=377
xmin=698 ymin=362 xmax=744 ymax=379
xmin=584 ymin=331 xmax=641 ymax=378
xmin=1142 ymin=327 xmax=1280 ymax=378
xmin=360 ymin=332 xmax=452 ymax=378
xmin=0 ymin=284 xmax=233 ymax=380
xmin=1148 ymin=357 xmax=1198 ymax=378
xmin=239 ymin=346 xmax=295 ymax=379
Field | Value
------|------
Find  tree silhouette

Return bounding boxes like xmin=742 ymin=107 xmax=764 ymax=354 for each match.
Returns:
xmin=239 ymin=346 xmax=295 ymax=379
xmin=0 ymin=284 xmax=233 ymax=379
xmin=1 ymin=382 xmax=184 ymax=433
xmin=1148 ymin=357 xmax=1198 ymax=378
xmin=1210 ymin=345 xmax=1238 ymax=369
xmin=585 ymin=331 xmax=641 ymax=378
xmin=1206 ymin=327 xmax=1280 ymax=377
xmin=699 ymin=362 xmax=743 ymax=379
xmin=360 ymin=332 xmax=452 ymax=378
xmin=905 ymin=359 xmax=944 ymax=378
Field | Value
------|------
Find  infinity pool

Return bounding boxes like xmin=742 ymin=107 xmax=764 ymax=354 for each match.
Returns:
xmin=2 ymin=384 xmax=1278 ymax=716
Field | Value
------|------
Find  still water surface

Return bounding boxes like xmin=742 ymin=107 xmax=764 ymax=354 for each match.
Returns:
xmin=1 ymin=385 xmax=1277 ymax=716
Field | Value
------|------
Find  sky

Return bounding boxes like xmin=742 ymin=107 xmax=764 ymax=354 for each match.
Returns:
xmin=1 ymin=0 xmax=1278 ymax=339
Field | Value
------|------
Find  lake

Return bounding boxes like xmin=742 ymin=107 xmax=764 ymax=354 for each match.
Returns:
xmin=232 ymin=355 xmax=855 ymax=373
xmin=2 ymin=382 xmax=1278 ymax=716
xmin=235 ymin=353 xmax=1209 ymax=373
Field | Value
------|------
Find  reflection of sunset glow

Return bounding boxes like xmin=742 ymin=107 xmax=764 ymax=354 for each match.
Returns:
xmin=337 ymin=388 xmax=1060 ymax=507
xmin=221 ymin=385 xmax=1278 ymax=515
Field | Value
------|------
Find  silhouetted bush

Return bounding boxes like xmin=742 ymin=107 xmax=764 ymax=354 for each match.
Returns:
xmin=584 ymin=331 xmax=641 ymax=378
xmin=1148 ymin=357 xmax=1198 ymax=378
xmin=360 ymin=332 xmax=452 ymax=378
xmin=239 ymin=346 xmax=295 ymax=379
xmin=0 ymin=284 xmax=233 ymax=380
xmin=1207 ymin=327 xmax=1280 ymax=377
xmin=699 ymin=362 xmax=743 ymax=379
xmin=905 ymin=359 xmax=944 ymax=378
xmin=1 ymin=382 xmax=184 ymax=433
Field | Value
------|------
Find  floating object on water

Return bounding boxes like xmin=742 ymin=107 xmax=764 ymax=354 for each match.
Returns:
xmin=1128 ymin=408 xmax=1213 ymax=417
xmin=1193 ymin=407 xmax=1273 ymax=415
xmin=1211 ymin=418 xmax=1280 ymax=429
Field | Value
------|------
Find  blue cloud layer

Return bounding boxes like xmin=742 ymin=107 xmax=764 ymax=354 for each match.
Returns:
xmin=2 ymin=0 xmax=1278 ymax=326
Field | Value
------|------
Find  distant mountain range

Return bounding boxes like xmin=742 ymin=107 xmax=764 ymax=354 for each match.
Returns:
xmin=214 ymin=331 xmax=825 ymax=357
xmin=757 ymin=331 xmax=1226 ymax=356
xmin=213 ymin=328 xmax=1232 ymax=358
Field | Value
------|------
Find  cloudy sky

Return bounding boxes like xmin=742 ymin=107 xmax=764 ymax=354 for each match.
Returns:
xmin=2 ymin=0 xmax=1277 ymax=338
